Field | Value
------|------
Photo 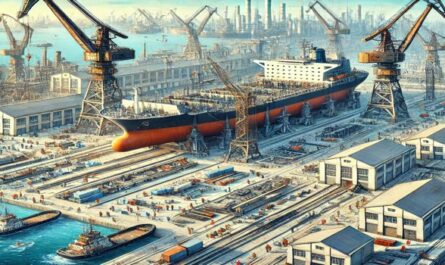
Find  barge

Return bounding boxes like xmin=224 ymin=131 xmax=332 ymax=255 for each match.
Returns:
xmin=0 ymin=209 xmax=61 ymax=235
xmin=56 ymin=223 xmax=156 ymax=259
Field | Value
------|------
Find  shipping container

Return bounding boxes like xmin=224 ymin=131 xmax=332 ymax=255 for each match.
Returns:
xmin=73 ymin=187 xmax=101 ymax=199
xmin=162 ymin=246 xmax=187 ymax=263
xmin=181 ymin=238 xmax=203 ymax=255
xmin=205 ymin=166 xmax=234 ymax=178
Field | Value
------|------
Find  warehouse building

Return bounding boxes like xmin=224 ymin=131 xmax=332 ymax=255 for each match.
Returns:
xmin=402 ymin=124 xmax=445 ymax=160
xmin=319 ymin=139 xmax=415 ymax=190
xmin=0 ymin=95 xmax=82 ymax=136
xmin=359 ymin=178 xmax=445 ymax=242
xmin=287 ymin=226 xmax=374 ymax=265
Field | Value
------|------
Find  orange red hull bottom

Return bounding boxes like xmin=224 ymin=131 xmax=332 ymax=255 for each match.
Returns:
xmin=112 ymin=89 xmax=350 ymax=152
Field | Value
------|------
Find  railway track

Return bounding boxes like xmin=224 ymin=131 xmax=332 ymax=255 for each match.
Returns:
xmin=0 ymin=144 xmax=112 ymax=174
xmin=183 ymin=186 xmax=347 ymax=265
xmin=36 ymin=149 xmax=176 ymax=190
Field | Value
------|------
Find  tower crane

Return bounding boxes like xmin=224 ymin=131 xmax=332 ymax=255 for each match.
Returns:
xmin=207 ymin=58 xmax=260 ymax=163
xmin=170 ymin=6 xmax=217 ymax=59
xmin=359 ymin=0 xmax=445 ymax=122
xmin=0 ymin=14 xmax=33 ymax=84
xmin=307 ymin=1 xmax=350 ymax=60
xmin=407 ymin=18 xmax=445 ymax=100
xmin=136 ymin=8 xmax=162 ymax=34
xmin=18 ymin=0 xmax=135 ymax=135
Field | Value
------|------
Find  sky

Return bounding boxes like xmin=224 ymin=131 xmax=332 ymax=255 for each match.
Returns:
xmin=0 ymin=0 xmax=427 ymax=19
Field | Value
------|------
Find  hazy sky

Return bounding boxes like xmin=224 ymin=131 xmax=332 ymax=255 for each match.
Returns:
xmin=0 ymin=0 xmax=422 ymax=17
xmin=0 ymin=0 xmax=443 ymax=23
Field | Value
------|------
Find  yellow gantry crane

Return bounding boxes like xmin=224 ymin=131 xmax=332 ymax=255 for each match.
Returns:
xmin=359 ymin=0 xmax=445 ymax=121
xmin=18 ymin=0 xmax=135 ymax=135
xmin=307 ymin=0 xmax=350 ymax=60
xmin=0 ymin=14 xmax=33 ymax=84
xmin=207 ymin=57 xmax=260 ymax=163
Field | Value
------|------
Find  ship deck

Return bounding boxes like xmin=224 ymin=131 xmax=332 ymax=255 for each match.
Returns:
xmin=109 ymin=226 xmax=153 ymax=245
xmin=22 ymin=212 xmax=60 ymax=225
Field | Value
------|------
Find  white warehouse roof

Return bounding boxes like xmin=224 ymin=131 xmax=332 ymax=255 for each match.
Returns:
xmin=329 ymin=139 xmax=413 ymax=167
xmin=0 ymin=95 xmax=83 ymax=118
xmin=404 ymin=124 xmax=445 ymax=144
xmin=294 ymin=226 xmax=373 ymax=255
xmin=366 ymin=179 xmax=445 ymax=218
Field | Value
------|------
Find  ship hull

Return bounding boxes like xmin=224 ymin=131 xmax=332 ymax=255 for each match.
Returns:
xmin=109 ymin=75 xmax=367 ymax=152
xmin=0 ymin=210 xmax=61 ymax=236
xmin=56 ymin=224 xmax=156 ymax=260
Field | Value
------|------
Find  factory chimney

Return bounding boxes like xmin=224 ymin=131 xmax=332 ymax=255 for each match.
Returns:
xmin=265 ymin=0 xmax=272 ymax=30
xmin=245 ymin=0 xmax=252 ymax=32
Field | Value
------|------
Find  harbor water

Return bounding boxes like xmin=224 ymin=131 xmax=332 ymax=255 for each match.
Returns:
xmin=0 ymin=28 xmax=235 ymax=67
xmin=0 ymin=203 xmax=157 ymax=265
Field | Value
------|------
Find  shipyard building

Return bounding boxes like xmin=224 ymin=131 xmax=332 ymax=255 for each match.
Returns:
xmin=0 ymin=95 xmax=82 ymax=136
xmin=402 ymin=124 xmax=445 ymax=160
xmin=359 ymin=179 xmax=445 ymax=241
xmin=286 ymin=226 xmax=374 ymax=265
xmin=319 ymin=139 xmax=415 ymax=190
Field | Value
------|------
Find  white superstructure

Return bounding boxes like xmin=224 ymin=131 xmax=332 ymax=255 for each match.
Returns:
xmin=254 ymin=56 xmax=351 ymax=83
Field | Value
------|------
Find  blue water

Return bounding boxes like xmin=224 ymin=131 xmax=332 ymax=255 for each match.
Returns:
xmin=0 ymin=27 xmax=236 ymax=67
xmin=0 ymin=203 xmax=157 ymax=265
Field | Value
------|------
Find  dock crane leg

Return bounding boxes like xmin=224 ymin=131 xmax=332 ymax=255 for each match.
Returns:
xmin=363 ymin=79 xmax=409 ymax=122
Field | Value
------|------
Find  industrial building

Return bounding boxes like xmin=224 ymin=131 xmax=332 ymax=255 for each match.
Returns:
xmin=402 ymin=124 xmax=445 ymax=160
xmin=50 ymin=72 xmax=82 ymax=95
xmin=359 ymin=178 xmax=445 ymax=242
xmin=319 ymin=139 xmax=415 ymax=190
xmin=286 ymin=226 xmax=374 ymax=265
xmin=0 ymin=95 xmax=82 ymax=136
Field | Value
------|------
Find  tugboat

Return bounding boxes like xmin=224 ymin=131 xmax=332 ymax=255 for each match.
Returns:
xmin=0 ymin=208 xmax=61 ymax=235
xmin=57 ymin=223 xmax=156 ymax=259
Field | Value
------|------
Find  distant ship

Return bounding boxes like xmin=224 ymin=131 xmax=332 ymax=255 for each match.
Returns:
xmin=0 ymin=209 xmax=61 ymax=235
xmin=56 ymin=224 xmax=156 ymax=259
xmin=105 ymin=47 xmax=368 ymax=152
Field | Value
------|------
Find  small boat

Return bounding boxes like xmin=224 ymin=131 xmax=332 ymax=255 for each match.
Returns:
xmin=13 ymin=241 xmax=32 ymax=248
xmin=0 ymin=209 xmax=61 ymax=235
xmin=56 ymin=223 xmax=156 ymax=259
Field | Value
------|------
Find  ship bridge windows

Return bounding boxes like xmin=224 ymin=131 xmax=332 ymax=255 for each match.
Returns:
xmin=142 ymin=72 xmax=149 ymax=83
xmin=150 ymin=72 xmax=156 ymax=82
xmin=134 ymin=74 xmax=141 ymax=85
xmin=125 ymin=76 xmax=132 ymax=86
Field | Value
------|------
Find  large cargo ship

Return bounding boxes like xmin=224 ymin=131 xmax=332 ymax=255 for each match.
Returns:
xmin=0 ymin=209 xmax=61 ymax=235
xmin=114 ymin=41 xmax=264 ymax=98
xmin=56 ymin=223 xmax=156 ymax=259
xmin=105 ymin=48 xmax=368 ymax=152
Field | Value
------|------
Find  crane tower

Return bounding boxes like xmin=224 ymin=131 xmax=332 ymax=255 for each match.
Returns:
xmin=18 ymin=0 xmax=135 ymax=135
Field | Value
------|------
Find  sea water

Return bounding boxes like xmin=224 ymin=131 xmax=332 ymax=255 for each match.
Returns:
xmin=0 ymin=27 xmax=236 ymax=67
xmin=0 ymin=203 xmax=157 ymax=265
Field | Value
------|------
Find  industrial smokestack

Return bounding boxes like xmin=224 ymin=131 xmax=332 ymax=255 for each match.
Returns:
xmin=55 ymin=51 xmax=62 ymax=68
xmin=245 ymin=0 xmax=251 ymax=32
xmin=265 ymin=0 xmax=272 ymax=30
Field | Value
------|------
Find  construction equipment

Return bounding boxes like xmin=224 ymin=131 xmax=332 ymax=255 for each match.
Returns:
xmin=0 ymin=14 xmax=33 ymax=83
xmin=307 ymin=1 xmax=350 ymax=60
xmin=170 ymin=6 xmax=217 ymax=59
xmin=359 ymin=0 xmax=445 ymax=122
xmin=207 ymin=58 xmax=260 ymax=163
xmin=136 ymin=8 xmax=162 ymax=34
xmin=18 ymin=0 xmax=135 ymax=135
xmin=408 ymin=18 xmax=445 ymax=100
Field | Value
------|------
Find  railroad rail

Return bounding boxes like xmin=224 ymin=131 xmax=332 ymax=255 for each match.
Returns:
xmin=182 ymin=186 xmax=347 ymax=265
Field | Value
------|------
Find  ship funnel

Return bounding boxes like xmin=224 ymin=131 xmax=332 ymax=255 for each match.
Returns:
xmin=315 ymin=48 xmax=326 ymax=63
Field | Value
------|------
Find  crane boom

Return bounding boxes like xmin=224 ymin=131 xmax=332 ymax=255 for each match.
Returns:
xmin=2 ymin=20 xmax=17 ymax=50
xmin=399 ymin=4 xmax=432 ymax=53
xmin=197 ymin=7 xmax=217 ymax=35
xmin=207 ymin=57 xmax=245 ymax=97
xmin=364 ymin=0 xmax=419 ymax=42
xmin=186 ymin=5 xmax=209 ymax=24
